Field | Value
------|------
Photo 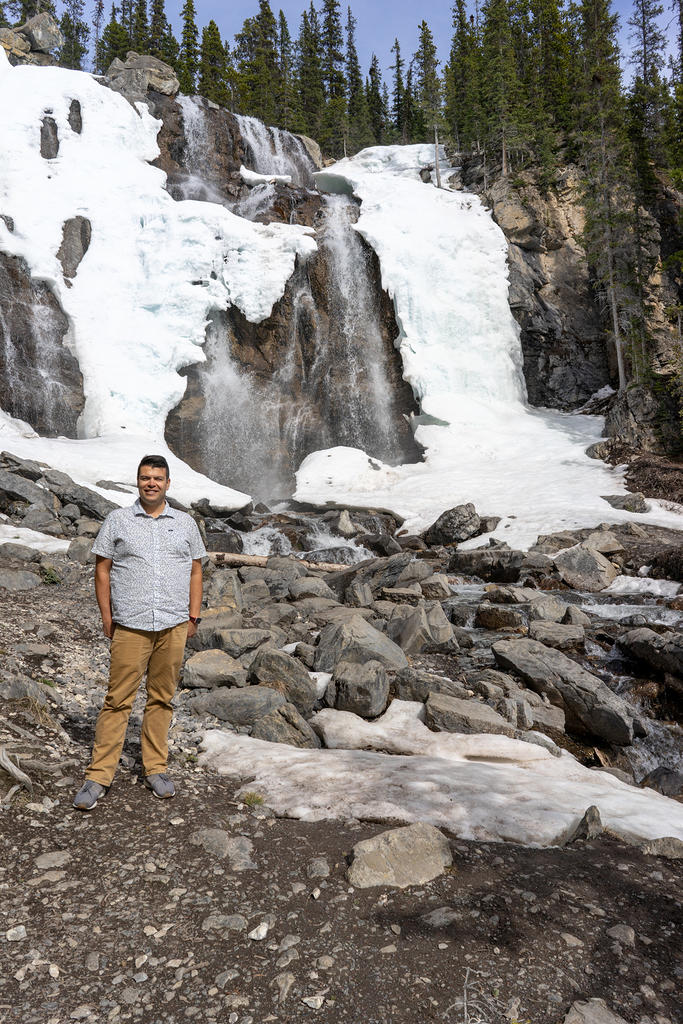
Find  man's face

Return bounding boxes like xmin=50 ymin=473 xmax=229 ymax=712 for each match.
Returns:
xmin=137 ymin=465 xmax=170 ymax=505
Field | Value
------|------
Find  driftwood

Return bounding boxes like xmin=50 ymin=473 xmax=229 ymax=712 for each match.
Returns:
xmin=208 ymin=552 xmax=350 ymax=573
xmin=0 ymin=745 xmax=33 ymax=800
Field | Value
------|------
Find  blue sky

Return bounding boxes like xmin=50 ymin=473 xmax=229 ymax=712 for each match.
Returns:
xmin=88 ymin=0 xmax=678 ymax=82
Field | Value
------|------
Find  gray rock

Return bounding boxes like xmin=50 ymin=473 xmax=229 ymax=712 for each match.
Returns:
xmin=492 ymin=638 xmax=634 ymax=744
xmin=40 ymin=114 xmax=59 ymax=158
xmin=425 ymin=692 xmax=515 ymax=737
xmin=347 ymin=822 xmax=452 ymax=889
xmin=56 ymin=216 xmax=91 ymax=280
xmin=39 ymin=469 xmax=116 ymax=521
xmin=248 ymin=648 xmax=318 ymax=714
xmin=424 ymin=503 xmax=481 ymax=545
xmin=394 ymin=668 xmax=470 ymax=703
xmin=602 ymin=493 xmax=648 ymax=514
xmin=0 ymin=676 xmax=60 ymax=706
xmin=107 ymin=51 xmax=180 ymax=97
xmin=201 ymin=912 xmax=247 ymax=938
xmin=528 ymin=594 xmax=568 ymax=622
xmin=420 ymin=574 xmax=452 ymax=600
xmin=618 ymin=628 xmax=683 ymax=684
xmin=0 ymin=569 xmax=41 ymax=591
xmin=204 ymin=570 xmax=244 ymax=613
xmin=448 ymin=548 xmax=525 ymax=583
xmin=20 ymin=507 xmax=57 ymax=531
xmin=289 ymin=576 xmax=338 ymax=601
xmin=17 ymin=12 xmax=64 ymax=52
xmin=528 ymin=621 xmax=585 ymax=649
xmin=560 ymin=805 xmax=604 ymax=845
xmin=188 ymin=610 xmax=243 ymax=650
xmin=0 ymin=469 xmax=54 ymax=510
xmin=640 ymin=836 xmax=683 ymax=859
xmin=324 ymin=552 xmax=413 ymax=601
xmin=183 ymin=649 xmax=247 ymax=688
xmin=190 ymin=829 xmax=256 ymax=869
xmin=639 ymin=766 xmax=683 ymax=797
xmin=212 ymin=627 xmax=273 ymax=659
xmin=0 ymin=27 xmax=30 ymax=57
xmin=345 ymin=580 xmax=373 ymax=607
xmin=562 ymin=998 xmax=630 ymax=1024
xmin=606 ymin=924 xmax=635 ymax=946
xmin=529 ymin=701 xmax=566 ymax=732
xmin=190 ymin=685 xmax=286 ymax=726
xmin=381 ymin=583 xmax=423 ymax=604
xmin=314 ymin=614 xmax=408 ymax=672
xmin=554 ymin=544 xmax=619 ymax=592
xmin=67 ymin=536 xmax=94 ymax=564
xmin=251 ymin=703 xmax=321 ymax=748
xmin=425 ymin=602 xmax=456 ymax=645
xmin=333 ymin=660 xmax=389 ymax=718
xmin=563 ymin=605 xmax=591 ymax=627
xmin=475 ymin=602 xmax=526 ymax=631
xmin=0 ymin=542 xmax=40 ymax=562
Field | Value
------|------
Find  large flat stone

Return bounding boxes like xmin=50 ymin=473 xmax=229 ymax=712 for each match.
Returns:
xmin=492 ymin=638 xmax=634 ymax=745
xmin=528 ymin=621 xmax=584 ymax=650
xmin=347 ymin=823 xmax=452 ymax=889
xmin=183 ymin=649 xmax=247 ymax=689
xmin=251 ymin=703 xmax=321 ymax=748
xmin=425 ymin=693 xmax=515 ymax=737
xmin=190 ymin=685 xmax=285 ymax=725
xmin=314 ymin=614 xmax=408 ymax=672
xmin=554 ymin=544 xmax=619 ymax=592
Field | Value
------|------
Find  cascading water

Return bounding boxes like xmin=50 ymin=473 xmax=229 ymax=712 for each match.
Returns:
xmin=175 ymin=95 xmax=230 ymax=204
xmin=234 ymin=114 xmax=315 ymax=188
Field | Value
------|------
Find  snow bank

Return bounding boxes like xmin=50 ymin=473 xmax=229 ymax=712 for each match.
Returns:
xmin=299 ymin=146 xmax=683 ymax=547
xmin=0 ymin=517 xmax=70 ymax=554
xmin=240 ymin=166 xmax=291 ymax=186
xmin=199 ymin=700 xmax=683 ymax=847
xmin=0 ymin=54 xmax=314 ymax=443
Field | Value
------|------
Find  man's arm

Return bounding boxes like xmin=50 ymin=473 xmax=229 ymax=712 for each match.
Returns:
xmin=95 ymin=556 xmax=114 ymax=639
xmin=187 ymin=558 xmax=203 ymax=639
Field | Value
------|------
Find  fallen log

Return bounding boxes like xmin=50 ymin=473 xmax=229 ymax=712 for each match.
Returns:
xmin=208 ymin=552 xmax=351 ymax=573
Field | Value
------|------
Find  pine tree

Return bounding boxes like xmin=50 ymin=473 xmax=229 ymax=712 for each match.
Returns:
xmin=131 ymin=0 xmax=148 ymax=53
xmin=320 ymin=0 xmax=347 ymax=155
xmin=480 ymin=0 xmax=525 ymax=174
xmin=412 ymin=19 xmax=441 ymax=140
xmin=119 ymin=0 xmax=133 ymax=41
xmin=578 ymin=0 xmax=632 ymax=390
xmin=198 ymin=19 xmax=228 ymax=105
xmin=627 ymin=0 xmax=668 ymax=194
xmin=345 ymin=7 xmax=372 ymax=153
xmin=148 ymin=0 xmax=168 ymax=58
xmin=92 ymin=0 xmax=105 ymax=57
xmin=277 ymin=10 xmax=299 ymax=130
xmin=295 ymin=5 xmax=324 ymax=137
xmin=444 ymin=1 xmax=483 ymax=151
xmin=58 ymin=0 xmax=89 ymax=69
xmin=177 ymin=0 xmax=199 ymax=94
xmin=390 ymin=38 xmax=405 ymax=141
xmin=95 ymin=4 xmax=130 ymax=72
xmin=365 ymin=54 xmax=384 ymax=143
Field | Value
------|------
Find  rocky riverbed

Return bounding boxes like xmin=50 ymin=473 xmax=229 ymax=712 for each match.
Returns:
xmin=1 ymin=456 xmax=682 ymax=1023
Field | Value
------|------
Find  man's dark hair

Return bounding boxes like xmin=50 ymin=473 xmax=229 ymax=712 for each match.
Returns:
xmin=137 ymin=454 xmax=170 ymax=479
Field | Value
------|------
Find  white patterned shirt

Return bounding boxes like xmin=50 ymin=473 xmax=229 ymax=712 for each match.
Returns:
xmin=91 ymin=499 xmax=206 ymax=631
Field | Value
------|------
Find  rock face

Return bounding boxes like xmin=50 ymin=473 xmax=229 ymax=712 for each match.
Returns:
xmin=347 ymin=823 xmax=453 ymax=889
xmin=0 ymin=252 xmax=84 ymax=436
xmin=492 ymin=638 xmax=635 ymax=745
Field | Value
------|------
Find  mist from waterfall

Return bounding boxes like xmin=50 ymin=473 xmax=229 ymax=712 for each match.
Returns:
xmin=234 ymin=114 xmax=315 ymax=188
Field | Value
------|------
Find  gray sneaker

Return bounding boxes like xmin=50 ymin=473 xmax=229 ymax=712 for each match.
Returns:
xmin=144 ymin=773 xmax=175 ymax=799
xmin=73 ymin=780 xmax=107 ymax=811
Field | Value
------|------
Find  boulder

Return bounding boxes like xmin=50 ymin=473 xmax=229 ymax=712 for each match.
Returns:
xmin=332 ymin=660 xmax=389 ymax=718
xmin=0 ymin=469 xmax=54 ymax=511
xmin=204 ymin=569 xmax=243 ymax=611
xmin=67 ymin=537 xmax=94 ymax=563
xmin=251 ymin=703 xmax=321 ymax=748
xmin=424 ymin=503 xmax=481 ymax=545
xmin=248 ymin=648 xmax=318 ymax=714
xmin=39 ymin=469 xmax=117 ymax=521
xmin=17 ymin=12 xmax=64 ymax=53
xmin=0 ymin=569 xmax=41 ymax=591
xmin=425 ymin=693 xmax=515 ymax=737
xmin=602 ymin=493 xmax=648 ymax=514
xmin=288 ymin=576 xmax=338 ymax=601
xmin=562 ymin=999 xmax=629 ymax=1024
xmin=420 ymin=574 xmax=452 ymax=600
xmin=528 ymin=594 xmax=568 ymax=622
xmin=474 ymin=602 xmax=526 ymax=631
xmin=345 ymin=580 xmax=373 ymax=607
xmin=183 ymin=650 xmax=247 ymax=689
xmin=0 ymin=28 xmax=30 ymax=60
xmin=381 ymin=583 xmax=423 ymax=604
xmin=618 ymin=628 xmax=683 ymax=684
xmin=347 ymin=823 xmax=452 ymax=889
xmin=190 ymin=685 xmax=285 ymax=726
xmin=528 ymin=621 xmax=585 ymax=650
xmin=583 ymin=530 xmax=624 ymax=556
xmin=314 ymin=614 xmax=408 ymax=672
xmin=394 ymin=668 xmax=470 ymax=703
xmin=0 ymin=542 xmax=40 ymax=562
xmin=448 ymin=548 xmax=525 ymax=582
xmin=554 ymin=544 xmax=619 ymax=592
xmin=188 ymin=609 xmax=243 ymax=650
xmin=324 ymin=552 xmax=413 ymax=601
xmin=56 ymin=216 xmax=91 ymax=280
xmin=563 ymin=605 xmax=591 ymax=627
xmin=107 ymin=52 xmax=180 ymax=100
xmin=492 ymin=638 xmax=634 ymax=744
xmin=212 ymin=628 xmax=273 ymax=659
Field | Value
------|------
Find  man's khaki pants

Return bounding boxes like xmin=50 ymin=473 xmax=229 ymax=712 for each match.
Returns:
xmin=86 ymin=622 xmax=188 ymax=786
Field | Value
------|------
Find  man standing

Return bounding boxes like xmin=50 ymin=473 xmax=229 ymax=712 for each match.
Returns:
xmin=73 ymin=455 xmax=206 ymax=810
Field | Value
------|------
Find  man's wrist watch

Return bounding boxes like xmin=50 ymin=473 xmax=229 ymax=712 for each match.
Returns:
xmin=189 ymin=616 xmax=202 ymax=625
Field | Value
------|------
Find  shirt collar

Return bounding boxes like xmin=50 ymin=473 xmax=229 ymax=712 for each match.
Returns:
xmin=133 ymin=497 xmax=176 ymax=518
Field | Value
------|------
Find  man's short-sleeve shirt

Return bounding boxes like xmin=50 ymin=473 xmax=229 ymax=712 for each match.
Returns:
xmin=92 ymin=499 xmax=206 ymax=631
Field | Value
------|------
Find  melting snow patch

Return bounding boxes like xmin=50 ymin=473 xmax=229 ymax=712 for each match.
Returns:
xmin=199 ymin=700 xmax=683 ymax=847
xmin=604 ymin=577 xmax=681 ymax=598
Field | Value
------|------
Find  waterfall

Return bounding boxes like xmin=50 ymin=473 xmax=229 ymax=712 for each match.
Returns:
xmin=234 ymin=114 xmax=315 ymax=188
xmin=184 ymin=195 xmax=417 ymax=499
xmin=175 ymin=95 xmax=230 ymax=204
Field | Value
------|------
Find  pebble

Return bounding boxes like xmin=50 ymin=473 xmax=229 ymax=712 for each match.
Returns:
xmin=561 ymin=933 xmax=584 ymax=947
xmin=380 ymin=944 xmax=397 ymax=953
xmin=49 ymin=964 xmax=59 ymax=979
xmin=607 ymin=924 xmax=636 ymax=947
xmin=6 ymin=925 xmax=27 ymax=941
xmin=306 ymin=857 xmax=330 ymax=879
xmin=35 ymin=850 xmax=72 ymax=870
xmin=248 ymin=922 xmax=269 ymax=941
xmin=301 ymin=995 xmax=325 ymax=1009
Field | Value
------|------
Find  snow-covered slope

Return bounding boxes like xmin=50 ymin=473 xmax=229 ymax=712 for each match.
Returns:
xmin=0 ymin=49 xmax=314 ymax=506
xmin=298 ymin=146 xmax=683 ymax=546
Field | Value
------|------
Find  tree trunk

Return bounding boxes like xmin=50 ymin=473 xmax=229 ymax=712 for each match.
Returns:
xmin=434 ymin=125 xmax=442 ymax=188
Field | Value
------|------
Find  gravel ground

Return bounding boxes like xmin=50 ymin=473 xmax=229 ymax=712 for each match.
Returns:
xmin=0 ymin=559 xmax=681 ymax=1024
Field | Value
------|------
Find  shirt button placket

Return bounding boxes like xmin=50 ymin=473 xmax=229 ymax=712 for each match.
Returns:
xmin=152 ymin=516 xmax=158 ymax=631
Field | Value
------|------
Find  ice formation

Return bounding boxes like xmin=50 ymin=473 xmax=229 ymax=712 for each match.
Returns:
xmin=297 ymin=146 xmax=683 ymax=546
xmin=200 ymin=700 xmax=683 ymax=847
xmin=0 ymin=50 xmax=314 ymax=503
